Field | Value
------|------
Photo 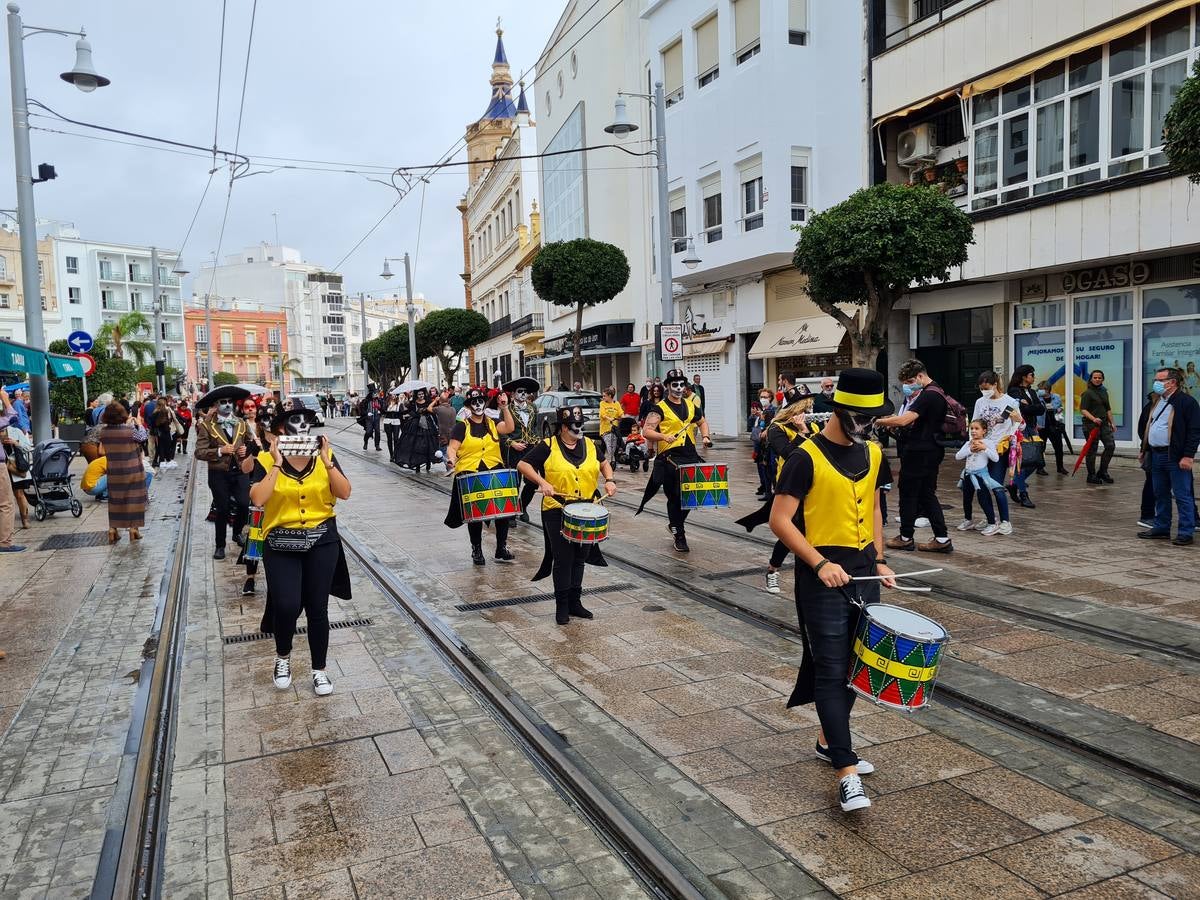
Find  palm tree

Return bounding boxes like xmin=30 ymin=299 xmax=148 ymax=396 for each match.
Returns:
xmin=268 ymin=351 xmax=304 ymax=392
xmin=97 ymin=312 xmax=156 ymax=365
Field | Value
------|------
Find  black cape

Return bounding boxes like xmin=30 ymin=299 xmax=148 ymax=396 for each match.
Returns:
xmin=393 ymin=407 xmax=440 ymax=469
xmin=531 ymin=505 xmax=608 ymax=581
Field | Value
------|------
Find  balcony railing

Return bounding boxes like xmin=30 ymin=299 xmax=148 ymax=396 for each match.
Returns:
xmin=129 ymin=271 xmax=151 ymax=284
xmin=101 ymin=299 xmax=128 ymax=312
xmin=489 ymin=314 xmax=512 ymax=338
xmin=98 ymin=267 xmax=120 ymax=281
xmin=216 ymin=342 xmax=264 ymax=353
xmin=511 ymin=312 xmax=544 ymax=338
xmin=160 ymin=273 xmax=180 ymax=287
xmin=162 ymin=331 xmax=184 ymax=343
xmin=879 ymin=0 xmax=986 ymax=51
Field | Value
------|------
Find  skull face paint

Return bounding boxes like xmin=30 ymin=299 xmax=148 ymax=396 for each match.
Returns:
xmin=835 ymin=409 xmax=876 ymax=445
xmin=216 ymin=400 xmax=235 ymax=417
xmin=666 ymin=380 xmax=687 ymax=400
xmin=414 ymin=389 xmax=428 ymax=405
xmin=563 ymin=406 xmax=585 ymax=436
xmin=468 ymin=400 xmax=486 ymax=416
xmin=282 ymin=412 xmax=312 ymax=436
xmin=514 ymin=388 xmax=529 ymax=407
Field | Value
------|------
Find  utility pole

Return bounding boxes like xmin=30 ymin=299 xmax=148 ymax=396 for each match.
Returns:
xmin=150 ymin=246 xmax=164 ymax=393
xmin=402 ymin=253 xmax=418 ymax=382
xmin=359 ymin=291 xmax=368 ymax=392
xmin=204 ymin=292 xmax=215 ymax=388
xmin=653 ymin=82 xmax=673 ymax=327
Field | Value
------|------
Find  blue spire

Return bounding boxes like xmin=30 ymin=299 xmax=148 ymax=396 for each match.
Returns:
xmin=494 ymin=27 xmax=508 ymax=66
xmin=481 ymin=24 xmax=516 ymax=120
xmin=516 ymin=81 xmax=529 ymax=115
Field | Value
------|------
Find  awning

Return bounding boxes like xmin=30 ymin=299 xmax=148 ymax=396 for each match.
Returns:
xmin=874 ymin=87 xmax=961 ymax=127
xmin=747 ymin=316 xmax=844 ymax=360
xmin=581 ymin=345 xmax=639 ymax=358
xmin=0 ymin=339 xmax=46 ymax=375
xmin=48 ymin=354 xmax=85 ymax=377
xmin=682 ymin=337 xmax=730 ymax=358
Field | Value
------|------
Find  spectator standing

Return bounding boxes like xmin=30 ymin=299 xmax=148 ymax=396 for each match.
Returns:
xmin=1079 ymin=370 xmax=1116 ymax=485
xmin=751 ymin=388 xmax=777 ymax=497
xmin=0 ymin=388 xmax=26 ymax=552
xmin=691 ymin=375 xmax=706 ymax=409
xmin=877 ymin=359 xmax=953 ymax=553
xmin=450 ymin=387 xmax=465 ymax=413
xmin=434 ymin=389 xmax=458 ymax=455
xmin=99 ymin=402 xmax=149 ymax=543
xmin=599 ymin=388 xmax=622 ymax=465
xmin=811 ymin=377 xmax=835 ymax=415
xmin=1137 ymin=390 xmax=1163 ymax=529
xmin=1006 ymin=364 xmax=1044 ymax=508
xmin=620 ymin=383 xmax=641 ymax=418
xmin=1139 ymin=367 xmax=1199 ymax=546
xmin=176 ymin=400 xmax=193 ymax=454
xmin=1036 ymin=382 xmax=1068 ymax=475
xmin=11 ymin=389 xmax=30 ymax=434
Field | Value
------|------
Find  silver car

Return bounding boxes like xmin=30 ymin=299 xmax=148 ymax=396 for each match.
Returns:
xmin=286 ymin=393 xmax=326 ymax=426
xmin=532 ymin=391 xmax=602 ymax=437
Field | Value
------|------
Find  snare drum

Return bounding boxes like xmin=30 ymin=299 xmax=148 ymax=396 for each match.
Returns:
xmin=245 ymin=506 xmax=265 ymax=561
xmin=457 ymin=468 xmax=520 ymax=522
xmin=847 ymin=604 xmax=948 ymax=712
xmin=677 ymin=462 xmax=729 ymax=509
xmin=561 ymin=502 xmax=609 ymax=544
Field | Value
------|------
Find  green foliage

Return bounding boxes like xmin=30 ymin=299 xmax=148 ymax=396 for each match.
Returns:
xmin=1164 ymin=58 xmax=1200 ymax=183
xmin=96 ymin=312 xmax=155 ymax=365
xmin=531 ymin=239 xmax=630 ymax=385
xmin=793 ymin=182 xmax=973 ymax=365
xmin=417 ymin=308 xmax=490 ymax=387
xmin=213 ymin=371 xmax=240 ymax=387
xmin=361 ymin=323 xmax=435 ymax=386
xmin=46 ymin=339 xmax=137 ymax=420
xmin=134 ymin=363 xmax=183 ymax=388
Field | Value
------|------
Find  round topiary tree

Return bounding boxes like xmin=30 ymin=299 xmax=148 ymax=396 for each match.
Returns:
xmin=531 ymin=239 xmax=630 ymax=387
xmin=417 ymin=308 xmax=490 ymax=388
xmin=1164 ymin=59 xmax=1200 ymax=183
xmin=793 ymin=182 xmax=974 ymax=367
xmin=213 ymin=371 xmax=240 ymax=387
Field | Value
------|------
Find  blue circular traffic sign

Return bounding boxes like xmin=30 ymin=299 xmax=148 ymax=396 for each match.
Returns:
xmin=67 ymin=330 xmax=94 ymax=353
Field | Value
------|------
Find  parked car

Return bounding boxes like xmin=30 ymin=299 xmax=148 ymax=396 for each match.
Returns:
xmin=286 ymin=393 xmax=326 ymax=426
xmin=532 ymin=391 xmax=602 ymax=437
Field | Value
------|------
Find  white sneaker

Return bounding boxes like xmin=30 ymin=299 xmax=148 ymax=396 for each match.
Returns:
xmin=956 ymin=519 xmax=976 ymax=532
xmin=312 ymin=670 xmax=333 ymax=696
xmin=765 ymin=571 xmax=780 ymax=594
xmin=914 ymin=517 xmax=931 ymax=528
xmin=979 ymin=523 xmax=1000 ymax=536
xmin=838 ymin=773 xmax=871 ymax=812
xmin=272 ymin=656 xmax=292 ymax=690
xmin=997 ymin=520 xmax=1013 ymax=535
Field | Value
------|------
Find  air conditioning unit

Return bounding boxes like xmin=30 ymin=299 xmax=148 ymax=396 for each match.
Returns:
xmin=897 ymin=123 xmax=937 ymax=166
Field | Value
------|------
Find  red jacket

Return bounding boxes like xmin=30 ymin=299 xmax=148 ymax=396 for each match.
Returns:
xmin=620 ymin=392 xmax=641 ymax=417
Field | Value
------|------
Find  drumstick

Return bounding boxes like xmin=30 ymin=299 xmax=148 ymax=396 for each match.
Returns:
xmin=850 ymin=567 xmax=943 ymax=582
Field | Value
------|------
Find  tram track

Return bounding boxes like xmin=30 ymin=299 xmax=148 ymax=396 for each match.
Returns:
xmin=328 ymin=436 xmax=1200 ymax=811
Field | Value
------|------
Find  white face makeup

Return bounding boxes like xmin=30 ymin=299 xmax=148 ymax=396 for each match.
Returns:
xmin=282 ymin=413 xmax=311 ymax=436
xmin=217 ymin=400 xmax=235 ymax=417
xmin=469 ymin=400 xmax=486 ymax=416
xmin=667 ymin=380 xmax=687 ymax=399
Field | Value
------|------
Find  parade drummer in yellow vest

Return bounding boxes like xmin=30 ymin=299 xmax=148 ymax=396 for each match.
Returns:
xmin=769 ymin=368 xmax=898 ymax=814
xmin=444 ymin=387 xmax=516 ymax=566
xmin=519 ymin=406 xmax=618 ymax=625
xmin=636 ymin=368 xmax=712 ymax=553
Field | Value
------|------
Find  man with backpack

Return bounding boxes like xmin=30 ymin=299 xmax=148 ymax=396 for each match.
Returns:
xmin=875 ymin=359 xmax=954 ymax=554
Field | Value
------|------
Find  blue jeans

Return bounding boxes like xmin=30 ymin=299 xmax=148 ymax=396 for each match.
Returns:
xmin=1151 ymin=451 xmax=1195 ymax=538
xmin=985 ymin=457 xmax=1011 ymax=521
xmin=87 ymin=470 xmax=153 ymax=500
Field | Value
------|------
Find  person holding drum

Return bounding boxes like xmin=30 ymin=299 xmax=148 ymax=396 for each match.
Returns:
xmin=444 ymin=387 xmax=517 ymax=565
xmin=519 ymin=406 xmax=617 ymax=625
xmin=769 ymin=368 xmax=897 ymax=813
xmin=636 ymin=368 xmax=712 ymax=553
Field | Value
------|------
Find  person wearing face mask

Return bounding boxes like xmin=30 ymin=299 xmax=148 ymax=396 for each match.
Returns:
xmin=751 ymin=389 xmax=776 ymax=497
xmin=875 ymin=359 xmax=953 ymax=554
xmin=519 ymin=406 xmax=618 ymax=624
xmin=1138 ymin=367 xmax=1200 ymax=546
xmin=195 ymin=393 xmax=252 ymax=560
xmin=968 ymin=371 xmax=1021 ymax=535
xmin=444 ymin=388 xmax=517 ymax=565
xmin=502 ymin=378 xmax=541 ymax=522
xmin=1035 ymin=381 xmax=1068 ymax=476
xmin=393 ymin=387 xmax=440 ymax=473
xmin=769 ymin=368 xmax=896 ymax=813
xmin=636 ymin=368 xmax=713 ymax=553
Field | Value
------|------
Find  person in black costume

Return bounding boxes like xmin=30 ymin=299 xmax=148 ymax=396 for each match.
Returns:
xmin=502 ymin=377 xmax=541 ymax=522
xmin=393 ymin=387 xmax=440 ymax=472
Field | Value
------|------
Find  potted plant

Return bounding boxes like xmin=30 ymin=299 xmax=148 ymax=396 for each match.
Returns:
xmin=955 ymin=156 xmax=968 ymax=174
xmin=922 ymin=167 xmax=938 ymax=183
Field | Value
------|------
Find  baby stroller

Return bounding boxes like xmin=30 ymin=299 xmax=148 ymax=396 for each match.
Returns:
xmin=613 ymin=416 xmax=636 ymax=466
xmin=624 ymin=430 xmax=650 ymax=473
xmin=26 ymin=439 xmax=83 ymax=520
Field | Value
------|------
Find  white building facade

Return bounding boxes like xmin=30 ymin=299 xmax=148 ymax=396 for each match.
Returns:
xmin=871 ymin=0 xmax=1200 ymax=446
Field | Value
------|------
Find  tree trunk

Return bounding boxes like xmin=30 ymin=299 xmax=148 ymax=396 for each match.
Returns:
xmin=848 ymin=328 xmax=882 ymax=370
xmin=572 ymin=302 xmax=585 ymax=388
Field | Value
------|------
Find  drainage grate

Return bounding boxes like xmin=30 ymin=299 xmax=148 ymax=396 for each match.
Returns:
xmin=38 ymin=531 xmax=112 ymax=550
xmin=222 ymin=616 xmax=373 ymax=644
xmin=712 ymin=563 xmax=793 ymax=579
xmin=455 ymin=583 xmax=633 ymax=612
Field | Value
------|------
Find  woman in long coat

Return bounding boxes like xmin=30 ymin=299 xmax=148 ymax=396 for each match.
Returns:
xmin=99 ymin=402 xmax=149 ymax=542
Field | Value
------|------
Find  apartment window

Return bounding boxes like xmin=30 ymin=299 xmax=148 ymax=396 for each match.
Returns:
xmin=734 ymin=0 xmax=760 ymax=64
xmin=220 ymin=329 xmax=233 ymax=350
xmin=223 ymin=361 xmax=234 ymax=374
xmin=130 ymin=291 xmax=142 ymax=311
xmin=68 ymin=287 xmax=81 ymax=304
xmin=789 ymin=0 xmax=808 ymax=45
xmin=739 ymin=157 xmax=764 ymax=231
xmin=669 ymin=190 xmax=687 ymax=253
xmin=71 ymin=317 xmax=83 ymax=332
xmin=969 ymin=10 xmax=1195 ymax=210
xmin=65 ymin=255 xmax=78 ymax=274
xmin=0 ymin=256 xmax=8 ymax=278
xmin=37 ymin=260 xmax=44 ymax=284
xmin=663 ymin=39 xmax=684 ymax=105
xmin=268 ymin=327 xmax=281 ymax=348
xmin=101 ymin=289 xmax=114 ymax=309
xmin=0 ymin=294 xmax=8 ymax=308
xmin=701 ymin=176 xmax=722 ymax=243
xmin=98 ymin=260 xmax=112 ymax=280
xmin=245 ymin=330 xmax=257 ymax=349
xmin=247 ymin=360 xmax=259 ymax=379
xmin=195 ymin=324 xmax=208 ymax=344
xmin=696 ymin=15 xmax=719 ymax=88
xmin=790 ymin=156 xmax=809 ymax=222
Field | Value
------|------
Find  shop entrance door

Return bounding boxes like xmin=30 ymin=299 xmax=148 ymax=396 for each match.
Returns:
xmin=919 ymin=346 xmax=992 ymax=401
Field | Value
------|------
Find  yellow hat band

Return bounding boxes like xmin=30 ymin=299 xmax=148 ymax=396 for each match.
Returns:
xmin=833 ymin=389 xmax=885 ymax=409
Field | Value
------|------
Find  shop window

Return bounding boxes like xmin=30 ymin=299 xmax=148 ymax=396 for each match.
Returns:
xmin=970 ymin=307 xmax=993 ymax=344
xmin=1014 ymin=300 xmax=1065 ymax=330
xmin=1073 ymin=291 xmax=1132 ymax=324
xmin=917 ymin=307 xmax=992 ymax=348
xmin=1143 ymin=283 xmax=1200 ymax=318
xmin=916 ymin=312 xmax=942 ymax=348
xmin=1144 ymin=317 xmax=1200 ymax=393
xmin=1073 ymin=324 xmax=1133 ymax=441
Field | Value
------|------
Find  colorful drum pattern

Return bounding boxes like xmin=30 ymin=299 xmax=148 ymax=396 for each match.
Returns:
xmin=847 ymin=604 xmax=947 ymax=712
xmin=458 ymin=468 xmax=520 ymax=522
xmin=677 ymin=462 xmax=729 ymax=509
xmin=245 ymin=506 xmax=265 ymax=561
xmin=561 ymin=502 xmax=609 ymax=544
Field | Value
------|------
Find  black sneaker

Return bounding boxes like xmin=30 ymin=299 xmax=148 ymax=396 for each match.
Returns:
xmin=1172 ymin=535 xmax=1194 ymax=546
xmin=241 ymin=578 xmax=255 ymax=596
xmin=1099 ymin=473 xmax=1114 ymax=484
xmin=495 ymin=546 xmax=514 ymax=562
xmin=673 ymin=532 xmax=690 ymax=553
xmin=838 ymin=773 xmax=871 ymax=812
xmin=518 ymin=511 xmax=530 ymax=524
xmin=471 ymin=545 xmax=485 ymax=566
xmin=1137 ymin=530 xmax=1170 ymax=540
xmin=1086 ymin=475 xmax=1102 ymax=485
xmin=213 ymin=546 xmax=226 ymax=560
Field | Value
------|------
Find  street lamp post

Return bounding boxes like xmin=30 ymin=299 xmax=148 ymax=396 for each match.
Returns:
xmin=150 ymin=247 xmax=164 ymax=393
xmin=6 ymin=2 xmax=109 ymax=442
xmin=380 ymin=255 xmax=419 ymax=382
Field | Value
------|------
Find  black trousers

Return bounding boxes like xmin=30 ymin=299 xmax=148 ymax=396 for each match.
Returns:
xmin=363 ymin=416 xmax=381 ymax=449
xmin=898 ymin=448 xmax=948 ymax=539
xmin=540 ymin=508 xmax=587 ymax=608
xmin=208 ymin=467 xmax=249 ymax=548
xmin=1086 ymin=426 xmax=1115 ymax=476
xmin=263 ymin=539 xmax=338 ymax=669
xmin=384 ymin=424 xmax=399 ymax=458
xmin=769 ymin=540 xmax=789 ymax=569
xmin=655 ymin=456 xmax=691 ymax=532
xmin=1142 ymin=467 xmax=1156 ymax=520
xmin=154 ymin=426 xmax=176 ymax=465
xmin=467 ymin=517 xmax=510 ymax=550
xmin=1041 ymin=425 xmax=1065 ymax=471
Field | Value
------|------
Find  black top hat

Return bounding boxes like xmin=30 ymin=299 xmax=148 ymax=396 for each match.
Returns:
xmin=831 ymin=368 xmax=894 ymax=416
xmin=664 ymin=368 xmax=687 ymax=383
xmin=503 ymin=377 xmax=539 ymax=394
xmin=781 ymin=386 xmax=809 ymax=407
xmin=463 ymin=388 xmax=487 ymax=406
xmin=269 ymin=407 xmax=320 ymax=433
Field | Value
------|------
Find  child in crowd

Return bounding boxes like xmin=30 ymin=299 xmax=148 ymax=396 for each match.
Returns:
xmin=955 ymin=419 xmax=1010 ymax=537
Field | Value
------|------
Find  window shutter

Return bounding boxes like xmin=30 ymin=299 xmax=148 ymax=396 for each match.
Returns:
xmin=663 ymin=40 xmax=683 ymax=95
xmin=734 ymin=0 xmax=760 ymax=53
xmin=696 ymin=15 xmax=719 ymax=75
xmin=701 ymin=177 xmax=722 ymax=199
xmin=789 ymin=0 xmax=807 ymax=32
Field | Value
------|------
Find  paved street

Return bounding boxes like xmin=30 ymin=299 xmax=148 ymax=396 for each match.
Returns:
xmin=2 ymin=439 xmax=1196 ymax=898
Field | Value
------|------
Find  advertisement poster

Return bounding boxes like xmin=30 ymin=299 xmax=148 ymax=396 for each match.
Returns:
xmin=1017 ymin=340 xmax=1126 ymax=426
xmin=1145 ymin=334 xmax=1200 ymax=393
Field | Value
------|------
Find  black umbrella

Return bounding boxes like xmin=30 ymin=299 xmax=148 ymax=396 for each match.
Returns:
xmin=196 ymin=384 xmax=251 ymax=411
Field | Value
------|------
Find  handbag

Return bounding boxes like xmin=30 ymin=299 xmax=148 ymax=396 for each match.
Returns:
xmin=1020 ymin=437 xmax=1045 ymax=466
xmin=266 ymin=522 xmax=329 ymax=552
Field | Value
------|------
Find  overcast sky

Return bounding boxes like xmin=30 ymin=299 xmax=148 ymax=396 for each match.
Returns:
xmin=1 ymin=0 xmax=563 ymax=307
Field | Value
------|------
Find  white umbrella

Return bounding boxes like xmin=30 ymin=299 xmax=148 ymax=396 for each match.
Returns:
xmin=391 ymin=379 xmax=433 ymax=395
xmin=234 ymin=382 xmax=271 ymax=395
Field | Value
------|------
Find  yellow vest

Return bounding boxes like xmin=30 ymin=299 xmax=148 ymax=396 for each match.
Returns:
xmin=255 ymin=451 xmax=337 ymax=534
xmin=655 ymin=397 xmax=700 ymax=453
xmin=540 ymin=436 xmax=601 ymax=511
xmin=457 ymin=416 xmax=503 ymax=470
xmin=771 ymin=421 xmax=814 ymax=480
xmin=797 ymin=438 xmax=881 ymax=552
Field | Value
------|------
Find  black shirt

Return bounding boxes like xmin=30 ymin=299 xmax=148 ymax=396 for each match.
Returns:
xmin=522 ymin=435 xmax=606 ymax=471
xmin=450 ymin=418 xmax=494 ymax=443
xmin=903 ymin=384 xmax=948 ymax=452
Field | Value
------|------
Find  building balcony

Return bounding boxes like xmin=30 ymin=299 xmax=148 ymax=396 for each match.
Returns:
xmin=101 ymin=299 xmax=129 ymax=312
xmin=161 ymin=273 xmax=180 ymax=287
xmin=129 ymin=271 xmax=151 ymax=284
xmin=98 ymin=268 xmax=122 ymax=282
xmin=511 ymin=312 xmax=543 ymax=339
xmin=215 ymin=343 xmax=264 ymax=354
xmin=874 ymin=0 xmax=987 ymax=53
xmin=488 ymin=314 xmax=512 ymax=338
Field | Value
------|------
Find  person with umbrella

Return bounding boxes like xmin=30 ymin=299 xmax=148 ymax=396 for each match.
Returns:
xmin=195 ymin=385 xmax=253 ymax=560
xmin=444 ymin=388 xmax=516 ymax=565
xmin=393 ymin=381 xmax=440 ymax=472
xmin=1079 ymin=370 xmax=1115 ymax=485
xmin=502 ymin=377 xmax=541 ymax=521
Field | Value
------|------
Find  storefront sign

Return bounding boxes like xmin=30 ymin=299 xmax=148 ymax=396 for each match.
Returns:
xmin=1059 ymin=262 xmax=1150 ymax=293
xmin=1019 ymin=277 xmax=1046 ymax=301
xmin=542 ymin=322 xmax=633 ymax=357
xmin=769 ymin=320 xmax=825 ymax=352
xmin=1145 ymin=335 xmax=1200 ymax=391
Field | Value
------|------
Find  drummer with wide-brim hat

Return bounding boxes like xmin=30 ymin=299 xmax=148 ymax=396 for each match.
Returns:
xmin=444 ymin=387 xmax=516 ymax=565
xmin=518 ymin=406 xmax=617 ymax=625
xmin=502 ymin=377 xmax=541 ymax=521
xmin=768 ymin=367 xmax=898 ymax=814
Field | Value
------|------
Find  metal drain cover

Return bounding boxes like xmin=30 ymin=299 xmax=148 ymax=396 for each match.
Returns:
xmin=222 ymin=616 xmax=373 ymax=644
xmin=38 ymin=532 xmax=112 ymax=550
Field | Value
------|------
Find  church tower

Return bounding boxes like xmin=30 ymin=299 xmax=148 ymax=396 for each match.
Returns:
xmin=465 ymin=25 xmax=518 ymax=186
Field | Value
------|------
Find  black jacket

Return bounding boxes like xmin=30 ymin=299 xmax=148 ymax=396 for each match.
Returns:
xmin=1150 ymin=391 xmax=1200 ymax=463
xmin=1007 ymin=386 xmax=1045 ymax=432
